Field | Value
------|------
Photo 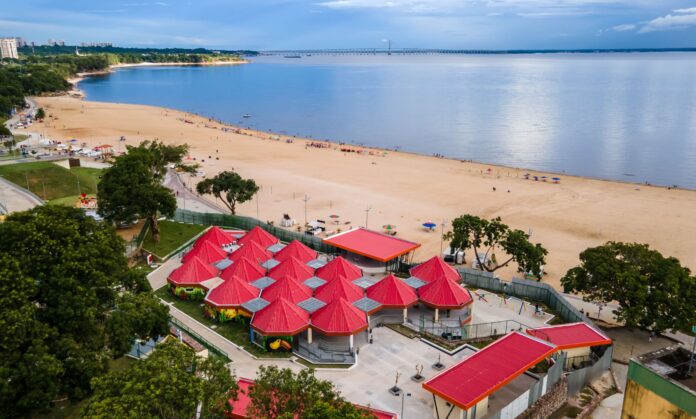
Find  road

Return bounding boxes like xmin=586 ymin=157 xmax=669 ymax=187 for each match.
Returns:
xmin=0 ymin=176 xmax=44 ymax=213
xmin=164 ymin=169 xmax=226 ymax=214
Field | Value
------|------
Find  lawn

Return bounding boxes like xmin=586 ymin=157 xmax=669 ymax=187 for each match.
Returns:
xmin=0 ymin=162 xmax=103 ymax=201
xmin=142 ymin=220 xmax=206 ymax=258
xmin=155 ymin=286 xmax=291 ymax=359
xmin=48 ymin=194 xmax=95 ymax=207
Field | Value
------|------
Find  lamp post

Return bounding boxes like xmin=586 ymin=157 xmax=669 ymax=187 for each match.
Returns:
xmin=401 ymin=392 xmax=411 ymax=418
xmin=364 ymin=205 xmax=372 ymax=229
xmin=303 ymin=195 xmax=310 ymax=228
xmin=440 ymin=219 xmax=447 ymax=255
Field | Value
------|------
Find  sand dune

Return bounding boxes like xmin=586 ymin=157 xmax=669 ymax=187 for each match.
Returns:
xmin=33 ymin=96 xmax=696 ymax=288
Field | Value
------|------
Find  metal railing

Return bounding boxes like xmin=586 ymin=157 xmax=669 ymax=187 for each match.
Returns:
xmin=169 ymin=317 xmax=231 ymax=362
xmin=419 ymin=318 xmax=530 ymax=342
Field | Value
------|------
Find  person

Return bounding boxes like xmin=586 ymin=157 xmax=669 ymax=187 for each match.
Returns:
xmin=492 ymin=187 xmax=496 ymax=192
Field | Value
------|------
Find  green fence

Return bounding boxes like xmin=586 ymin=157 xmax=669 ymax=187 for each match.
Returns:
xmin=458 ymin=267 xmax=588 ymax=325
xmin=125 ymin=218 xmax=151 ymax=256
xmin=172 ymin=208 xmax=336 ymax=254
xmin=169 ymin=317 xmax=231 ymax=362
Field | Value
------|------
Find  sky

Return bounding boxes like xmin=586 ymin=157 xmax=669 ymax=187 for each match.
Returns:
xmin=2 ymin=0 xmax=696 ymax=50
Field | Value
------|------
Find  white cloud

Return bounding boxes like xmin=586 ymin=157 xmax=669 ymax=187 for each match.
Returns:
xmin=608 ymin=23 xmax=636 ymax=32
xmin=639 ymin=8 xmax=696 ymax=33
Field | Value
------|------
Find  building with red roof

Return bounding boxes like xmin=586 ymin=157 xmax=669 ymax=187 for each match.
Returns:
xmin=229 ymin=241 xmax=272 ymax=265
xmin=195 ymin=226 xmax=235 ymax=248
xmin=366 ymin=274 xmax=418 ymax=322
xmin=310 ymin=298 xmax=368 ymax=349
xmin=182 ymin=239 xmax=228 ymax=264
xmin=261 ymin=276 xmax=313 ymax=304
xmin=423 ymin=332 xmax=557 ymax=419
xmin=314 ymin=276 xmax=364 ymax=303
xmin=315 ymin=256 xmax=362 ymax=282
xmin=323 ymin=228 xmax=420 ymax=272
xmin=527 ymin=322 xmax=612 ymax=359
xmin=220 ymin=257 xmax=266 ymax=283
xmin=418 ymin=277 xmax=473 ymax=322
xmin=273 ymin=240 xmax=317 ymax=263
xmin=410 ymin=256 xmax=461 ymax=283
xmin=237 ymin=226 xmax=279 ymax=249
xmin=251 ymin=297 xmax=309 ymax=338
xmin=268 ymin=256 xmax=314 ymax=282
xmin=167 ymin=256 xmax=219 ymax=299
xmin=204 ymin=276 xmax=259 ymax=322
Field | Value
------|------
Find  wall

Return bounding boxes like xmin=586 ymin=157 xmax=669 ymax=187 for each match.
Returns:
xmin=517 ymin=377 xmax=568 ymax=419
xmin=622 ymin=380 xmax=693 ymax=419
xmin=566 ymin=346 xmax=613 ymax=396
xmin=621 ymin=360 xmax=696 ymax=418
xmin=432 ymin=395 xmax=465 ymax=419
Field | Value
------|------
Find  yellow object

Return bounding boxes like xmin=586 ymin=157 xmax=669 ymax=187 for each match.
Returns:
xmin=269 ymin=339 xmax=281 ymax=350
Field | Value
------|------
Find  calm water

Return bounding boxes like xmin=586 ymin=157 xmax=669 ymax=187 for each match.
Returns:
xmin=79 ymin=54 xmax=696 ymax=188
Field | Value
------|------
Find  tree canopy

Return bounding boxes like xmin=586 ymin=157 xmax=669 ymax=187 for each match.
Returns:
xmin=83 ymin=341 xmax=236 ymax=419
xmin=561 ymin=242 xmax=696 ymax=333
xmin=245 ymin=366 xmax=373 ymax=419
xmin=0 ymin=205 xmax=169 ymax=416
xmin=444 ymin=214 xmax=548 ymax=277
xmin=196 ymin=170 xmax=259 ymax=215
xmin=98 ymin=140 xmax=188 ymax=243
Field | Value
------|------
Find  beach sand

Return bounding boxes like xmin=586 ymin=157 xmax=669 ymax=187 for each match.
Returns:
xmin=32 ymin=95 xmax=696 ymax=288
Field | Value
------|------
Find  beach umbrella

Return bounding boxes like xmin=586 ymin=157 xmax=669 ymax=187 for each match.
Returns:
xmin=552 ymin=177 xmax=561 ymax=183
xmin=422 ymin=222 xmax=437 ymax=230
xmin=382 ymin=224 xmax=396 ymax=231
xmin=329 ymin=214 xmax=340 ymax=224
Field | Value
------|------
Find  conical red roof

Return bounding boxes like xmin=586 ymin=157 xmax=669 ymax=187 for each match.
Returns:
xmin=195 ymin=226 xmax=234 ymax=248
xmin=315 ymin=256 xmax=362 ymax=282
xmin=311 ymin=298 xmax=368 ymax=336
xmin=237 ymin=226 xmax=278 ymax=249
xmin=268 ymin=256 xmax=314 ymax=282
xmin=409 ymin=256 xmax=460 ymax=283
xmin=314 ymin=276 xmax=364 ymax=303
xmin=182 ymin=239 xmax=228 ymax=264
xmin=220 ymin=257 xmax=266 ymax=282
xmin=366 ymin=274 xmax=418 ymax=308
xmin=229 ymin=241 xmax=272 ymax=264
xmin=418 ymin=277 xmax=473 ymax=309
xmin=274 ymin=240 xmax=317 ymax=263
xmin=205 ymin=275 xmax=259 ymax=307
xmin=168 ymin=256 xmax=219 ymax=286
xmin=251 ymin=297 xmax=309 ymax=336
xmin=261 ymin=275 xmax=313 ymax=304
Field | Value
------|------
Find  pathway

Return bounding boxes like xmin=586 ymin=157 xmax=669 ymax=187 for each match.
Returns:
xmin=164 ymin=169 xmax=225 ymax=214
xmin=0 ymin=176 xmax=44 ymax=214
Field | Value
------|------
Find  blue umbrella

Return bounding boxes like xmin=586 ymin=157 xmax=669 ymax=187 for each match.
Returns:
xmin=423 ymin=222 xmax=437 ymax=229
xmin=552 ymin=177 xmax=561 ymax=183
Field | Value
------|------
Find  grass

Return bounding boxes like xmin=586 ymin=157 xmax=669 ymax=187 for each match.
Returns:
xmin=155 ymin=286 xmax=290 ymax=359
xmin=142 ymin=220 xmax=206 ymax=258
xmin=47 ymin=194 xmax=95 ymax=207
xmin=0 ymin=162 xmax=103 ymax=201
xmin=385 ymin=323 xmax=420 ymax=339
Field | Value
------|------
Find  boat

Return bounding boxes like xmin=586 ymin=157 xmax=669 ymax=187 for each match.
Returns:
xmin=284 ymin=55 xmax=302 ymax=59
xmin=243 ymin=114 xmax=251 ymax=118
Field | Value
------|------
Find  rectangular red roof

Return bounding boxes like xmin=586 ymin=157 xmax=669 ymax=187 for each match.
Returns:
xmin=527 ymin=322 xmax=612 ymax=350
xmin=423 ymin=332 xmax=556 ymax=410
xmin=323 ymin=228 xmax=420 ymax=262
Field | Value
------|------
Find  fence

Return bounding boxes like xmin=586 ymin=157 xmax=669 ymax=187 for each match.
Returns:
xmin=566 ymin=346 xmax=613 ymax=396
xmin=125 ymin=218 xmax=151 ymax=256
xmin=169 ymin=316 xmax=231 ymax=362
xmin=172 ymin=208 xmax=336 ymax=254
xmin=419 ymin=318 xmax=530 ymax=342
xmin=458 ymin=268 xmax=589 ymax=325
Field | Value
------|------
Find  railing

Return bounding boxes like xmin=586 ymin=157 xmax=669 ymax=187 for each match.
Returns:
xmin=419 ymin=318 xmax=530 ymax=342
xmin=294 ymin=341 xmax=356 ymax=365
xmin=169 ymin=317 xmax=231 ymax=362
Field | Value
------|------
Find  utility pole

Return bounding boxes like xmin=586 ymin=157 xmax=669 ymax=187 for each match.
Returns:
xmin=303 ymin=195 xmax=310 ymax=228
xmin=256 ymin=189 xmax=260 ymax=220
xmin=440 ymin=219 xmax=447 ymax=255
xmin=24 ymin=172 xmax=30 ymax=191
xmin=364 ymin=205 xmax=372 ymax=229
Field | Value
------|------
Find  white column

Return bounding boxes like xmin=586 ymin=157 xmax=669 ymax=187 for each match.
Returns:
xmin=349 ymin=334 xmax=354 ymax=350
xmin=403 ymin=308 xmax=408 ymax=323
xmin=435 ymin=308 xmax=439 ymax=323
xmin=308 ymin=328 xmax=313 ymax=344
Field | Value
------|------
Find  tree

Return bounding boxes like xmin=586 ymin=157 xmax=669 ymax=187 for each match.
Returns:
xmin=245 ymin=366 xmax=373 ymax=418
xmin=35 ymin=107 xmax=45 ymax=120
xmin=0 ymin=124 xmax=11 ymax=137
xmin=0 ymin=206 xmax=169 ymax=416
xmin=83 ymin=341 xmax=236 ymax=419
xmin=561 ymin=242 xmax=696 ymax=333
xmin=98 ymin=140 xmax=188 ymax=243
xmin=196 ymin=170 xmax=259 ymax=215
xmin=444 ymin=215 xmax=548 ymax=277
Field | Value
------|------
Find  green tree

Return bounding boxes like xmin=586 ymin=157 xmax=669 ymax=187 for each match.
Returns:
xmin=196 ymin=170 xmax=259 ymax=215
xmin=98 ymin=140 xmax=188 ymax=243
xmin=0 ymin=124 xmax=11 ymax=137
xmin=444 ymin=215 xmax=548 ymax=277
xmin=0 ymin=206 xmax=169 ymax=416
xmin=245 ymin=366 xmax=373 ymax=419
xmin=561 ymin=242 xmax=696 ymax=333
xmin=35 ymin=107 xmax=45 ymax=120
xmin=83 ymin=341 xmax=236 ymax=419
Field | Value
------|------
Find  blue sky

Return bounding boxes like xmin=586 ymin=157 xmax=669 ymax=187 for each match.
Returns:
xmin=2 ymin=1 xmax=696 ymax=50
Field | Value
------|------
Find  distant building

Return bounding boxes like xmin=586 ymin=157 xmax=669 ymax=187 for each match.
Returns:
xmin=14 ymin=37 xmax=27 ymax=48
xmin=0 ymin=38 xmax=18 ymax=59
xmin=46 ymin=39 xmax=65 ymax=47
xmin=80 ymin=42 xmax=113 ymax=48
xmin=621 ymin=345 xmax=696 ymax=418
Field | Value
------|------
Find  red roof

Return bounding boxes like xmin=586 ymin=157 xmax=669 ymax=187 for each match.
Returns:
xmin=423 ymin=332 xmax=556 ymax=410
xmin=315 ymin=256 xmax=362 ymax=282
xmin=410 ymin=256 xmax=461 ymax=283
xmin=168 ymin=256 xmax=219 ymax=286
xmin=182 ymin=240 xmax=228 ymax=264
xmin=268 ymin=256 xmax=314 ymax=282
xmin=229 ymin=241 xmax=272 ymax=265
xmin=195 ymin=226 xmax=235 ymax=248
xmin=220 ymin=257 xmax=266 ymax=283
xmin=237 ymin=226 xmax=278 ymax=249
xmin=418 ymin=277 xmax=473 ymax=309
xmin=314 ymin=276 xmax=364 ymax=303
xmin=527 ymin=322 xmax=612 ymax=350
xmin=205 ymin=276 xmax=259 ymax=308
xmin=322 ymin=228 xmax=421 ymax=262
xmin=261 ymin=276 xmax=313 ymax=304
xmin=251 ymin=297 xmax=310 ymax=336
xmin=311 ymin=298 xmax=368 ymax=336
xmin=366 ymin=274 xmax=418 ymax=308
xmin=274 ymin=240 xmax=317 ymax=263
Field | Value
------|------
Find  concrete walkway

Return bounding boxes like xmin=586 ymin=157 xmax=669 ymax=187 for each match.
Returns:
xmin=164 ymin=170 xmax=225 ymax=214
xmin=0 ymin=176 xmax=44 ymax=213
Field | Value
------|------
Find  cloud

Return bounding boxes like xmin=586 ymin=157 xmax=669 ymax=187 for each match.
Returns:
xmin=639 ymin=7 xmax=696 ymax=33
xmin=603 ymin=23 xmax=636 ymax=33
xmin=123 ymin=2 xmax=169 ymax=6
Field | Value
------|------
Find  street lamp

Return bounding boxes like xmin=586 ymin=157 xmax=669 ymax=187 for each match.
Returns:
xmin=401 ymin=392 xmax=412 ymax=418
xmin=364 ymin=205 xmax=372 ymax=229
xmin=440 ymin=219 xmax=448 ymax=255
xmin=303 ymin=195 xmax=310 ymax=228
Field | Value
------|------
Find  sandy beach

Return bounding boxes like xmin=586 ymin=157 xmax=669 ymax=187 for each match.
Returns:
xmin=31 ymin=95 xmax=696 ymax=288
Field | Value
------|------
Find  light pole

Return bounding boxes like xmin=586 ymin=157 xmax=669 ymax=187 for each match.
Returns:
xmin=401 ymin=392 xmax=411 ymax=418
xmin=364 ymin=205 xmax=372 ymax=229
xmin=440 ymin=219 xmax=448 ymax=255
xmin=303 ymin=195 xmax=310 ymax=228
